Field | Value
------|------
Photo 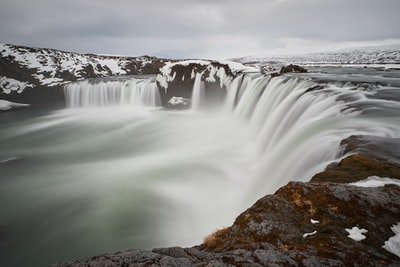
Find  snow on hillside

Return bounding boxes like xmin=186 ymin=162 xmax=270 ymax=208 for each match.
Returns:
xmin=0 ymin=76 xmax=34 ymax=94
xmin=156 ymin=59 xmax=254 ymax=90
xmin=235 ymin=44 xmax=400 ymax=67
xmin=0 ymin=43 xmax=166 ymax=94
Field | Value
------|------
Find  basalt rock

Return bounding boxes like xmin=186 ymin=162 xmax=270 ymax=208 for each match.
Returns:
xmin=280 ymin=64 xmax=308 ymax=74
xmin=156 ymin=61 xmax=235 ymax=108
xmin=311 ymin=154 xmax=400 ymax=184
xmin=311 ymin=135 xmax=400 ymax=184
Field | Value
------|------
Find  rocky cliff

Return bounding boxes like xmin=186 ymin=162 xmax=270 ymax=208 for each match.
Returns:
xmin=0 ymin=43 xmax=169 ymax=106
xmin=0 ymin=43 xmax=248 ymax=109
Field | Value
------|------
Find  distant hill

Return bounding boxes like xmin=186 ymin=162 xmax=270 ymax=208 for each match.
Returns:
xmin=234 ymin=44 xmax=400 ymax=67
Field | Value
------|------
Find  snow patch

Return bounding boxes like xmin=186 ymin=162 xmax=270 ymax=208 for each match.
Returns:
xmin=168 ymin=97 xmax=190 ymax=106
xmin=303 ymin=230 xmax=317 ymax=238
xmin=345 ymin=226 xmax=368 ymax=241
xmin=349 ymin=176 xmax=400 ymax=188
xmin=0 ymin=99 xmax=30 ymax=111
xmin=383 ymin=222 xmax=400 ymax=258
xmin=219 ymin=60 xmax=258 ymax=73
xmin=1 ymin=76 xmax=34 ymax=94
xmin=311 ymin=219 xmax=320 ymax=224
xmin=235 ymin=44 xmax=400 ymax=66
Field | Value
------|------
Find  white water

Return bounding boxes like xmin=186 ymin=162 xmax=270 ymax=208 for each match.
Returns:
xmin=191 ymin=72 xmax=205 ymax=110
xmin=64 ymin=77 xmax=162 ymax=108
xmin=1 ymin=69 xmax=400 ymax=267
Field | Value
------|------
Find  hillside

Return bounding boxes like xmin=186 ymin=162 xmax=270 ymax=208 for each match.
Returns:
xmin=0 ymin=43 xmax=169 ymax=105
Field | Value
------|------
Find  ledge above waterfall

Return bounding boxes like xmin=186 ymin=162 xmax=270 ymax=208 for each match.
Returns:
xmin=155 ymin=60 xmax=256 ymax=109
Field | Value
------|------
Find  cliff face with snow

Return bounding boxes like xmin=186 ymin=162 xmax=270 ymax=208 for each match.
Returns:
xmin=155 ymin=60 xmax=250 ymax=108
xmin=0 ymin=43 xmax=249 ymax=108
xmin=0 ymin=43 xmax=169 ymax=105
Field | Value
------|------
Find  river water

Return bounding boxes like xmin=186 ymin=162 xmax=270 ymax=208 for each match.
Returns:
xmin=1 ymin=67 xmax=400 ymax=266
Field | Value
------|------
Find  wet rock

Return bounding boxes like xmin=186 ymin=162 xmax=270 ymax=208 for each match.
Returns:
xmin=339 ymin=135 xmax=400 ymax=164
xmin=311 ymin=154 xmax=400 ymax=183
xmin=167 ymin=96 xmax=191 ymax=109
xmin=280 ymin=64 xmax=308 ymax=74
xmin=311 ymin=135 xmax=400 ymax=184
xmin=156 ymin=61 xmax=235 ymax=108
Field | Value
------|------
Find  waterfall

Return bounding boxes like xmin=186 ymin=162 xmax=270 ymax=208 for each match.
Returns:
xmin=191 ymin=72 xmax=205 ymax=110
xmin=64 ymin=77 xmax=162 ymax=108
xmin=223 ymin=73 xmax=400 ymax=197
xmin=3 ymin=68 xmax=400 ymax=267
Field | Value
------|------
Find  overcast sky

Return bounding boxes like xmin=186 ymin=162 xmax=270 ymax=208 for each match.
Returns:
xmin=1 ymin=0 xmax=399 ymax=59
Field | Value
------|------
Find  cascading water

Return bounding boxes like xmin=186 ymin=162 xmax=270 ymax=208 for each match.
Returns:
xmin=64 ymin=77 xmax=162 ymax=108
xmin=191 ymin=72 xmax=206 ymax=110
xmin=1 ymin=67 xmax=400 ymax=267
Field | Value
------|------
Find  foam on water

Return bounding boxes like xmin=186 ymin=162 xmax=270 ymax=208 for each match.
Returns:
xmin=1 ymin=70 xmax=400 ymax=266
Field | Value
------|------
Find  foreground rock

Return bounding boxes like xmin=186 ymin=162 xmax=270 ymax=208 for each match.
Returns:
xmin=53 ymin=173 xmax=400 ymax=266
xmin=199 ymin=181 xmax=400 ymax=266
xmin=312 ymin=135 xmax=400 ymax=183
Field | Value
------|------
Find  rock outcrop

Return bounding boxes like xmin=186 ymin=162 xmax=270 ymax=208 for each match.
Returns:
xmin=311 ymin=135 xmax=400 ymax=183
xmin=156 ymin=60 xmax=236 ymax=109
xmin=1 ymin=43 xmax=244 ymax=109
xmin=280 ymin=64 xmax=308 ymax=74
xmin=0 ymin=43 xmax=169 ymax=106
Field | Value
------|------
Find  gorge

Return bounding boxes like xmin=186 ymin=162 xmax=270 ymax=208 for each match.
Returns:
xmin=1 ymin=43 xmax=400 ymax=266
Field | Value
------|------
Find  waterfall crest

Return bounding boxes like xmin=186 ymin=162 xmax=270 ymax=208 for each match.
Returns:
xmin=64 ymin=77 xmax=161 ymax=108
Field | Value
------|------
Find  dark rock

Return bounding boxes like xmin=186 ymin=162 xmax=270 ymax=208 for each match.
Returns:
xmin=339 ymin=135 xmax=400 ymax=164
xmin=280 ymin=64 xmax=308 ymax=74
xmin=200 ymin=181 xmax=400 ymax=266
xmin=310 ymin=154 xmax=400 ymax=183
xmin=311 ymin=135 xmax=400 ymax=184
xmin=156 ymin=61 xmax=235 ymax=108
xmin=270 ymin=72 xmax=280 ymax=77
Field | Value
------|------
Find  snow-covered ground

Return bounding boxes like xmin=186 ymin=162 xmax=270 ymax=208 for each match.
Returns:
xmin=0 ymin=99 xmax=29 ymax=111
xmin=235 ymin=44 xmax=400 ymax=68
xmin=345 ymin=226 xmax=368 ymax=241
xmin=383 ymin=223 xmax=400 ymax=258
xmin=349 ymin=176 xmax=400 ymax=188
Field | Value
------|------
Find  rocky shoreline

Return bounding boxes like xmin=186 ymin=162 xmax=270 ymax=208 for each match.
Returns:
xmin=52 ymin=135 xmax=400 ymax=267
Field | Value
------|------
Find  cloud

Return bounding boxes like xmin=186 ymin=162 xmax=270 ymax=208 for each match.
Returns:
xmin=0 ymin=0 xmax=399 ymax=59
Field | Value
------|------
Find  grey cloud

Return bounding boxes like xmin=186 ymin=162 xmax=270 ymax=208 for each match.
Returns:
xmin=0 ymin=0 xmax=399 ymax=59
